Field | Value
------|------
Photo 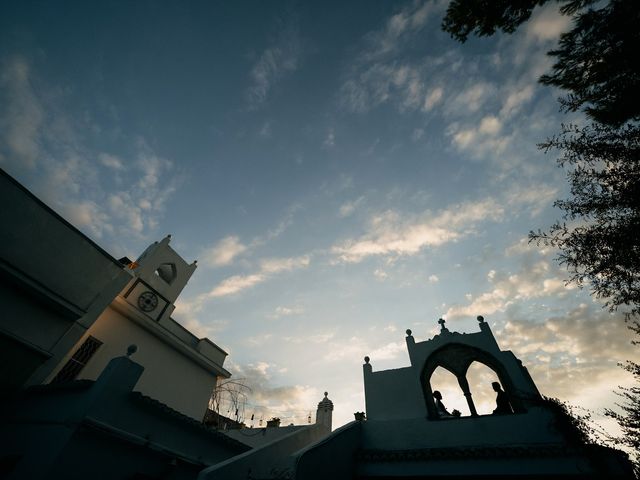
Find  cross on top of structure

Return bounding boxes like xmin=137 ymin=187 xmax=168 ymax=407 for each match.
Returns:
xmin=438 ymin=318 xmax=450 ymax=333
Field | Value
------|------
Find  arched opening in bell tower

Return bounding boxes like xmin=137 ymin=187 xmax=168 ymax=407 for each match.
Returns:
xmin=154 ymin=262 xmax=177 ymax=284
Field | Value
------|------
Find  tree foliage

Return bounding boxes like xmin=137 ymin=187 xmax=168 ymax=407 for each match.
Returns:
xmin=442 ymin=0 xmax=640 ymax=126
xmin=442 ymin=0 xmax=548 ymax=41
xmin=530 ymin=123 xmax=640 ymax=317
xmin=606 ymin=322 xmax=640 ymax=476
xmin=441 ymin=0 xmax=640 ymax=468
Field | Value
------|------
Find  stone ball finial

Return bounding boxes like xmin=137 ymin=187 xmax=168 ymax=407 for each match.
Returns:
xmin=127 ymin=344 xmax=138 ymax=357
xmin=324 ymin=391 xmax=328 ymax=397
xmin=406 ymin=329 xmax=412 ymax=336
xmin=364 ymin=356 xmax=370 ymax=364
xmin=477 ymin=315 xmax=485 ymax=323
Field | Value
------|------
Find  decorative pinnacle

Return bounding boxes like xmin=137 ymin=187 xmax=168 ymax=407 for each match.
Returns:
xmin=406 ymin=328 xmax=412 ymax=336
xmin=364 ymin=356 xmax=370 ymax=364
xmin=127 ymin=344 xmax=138 ymax=357
xmin=477 ymin=315 xmax=485 ymax=323
xmin=324 ymin=391 xmax=328 ymax=398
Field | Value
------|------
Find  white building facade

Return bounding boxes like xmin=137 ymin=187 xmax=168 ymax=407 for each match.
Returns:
xmin=45 ymin=235 xmax=230 ymax=420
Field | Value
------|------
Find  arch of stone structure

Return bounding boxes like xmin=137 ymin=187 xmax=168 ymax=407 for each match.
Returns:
xmin=421 ymin=343 xmax=525 ymax=420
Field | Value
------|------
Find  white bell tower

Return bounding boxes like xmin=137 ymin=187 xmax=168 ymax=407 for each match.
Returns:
xmin=122 ymin=235 xmax=197 ymax=322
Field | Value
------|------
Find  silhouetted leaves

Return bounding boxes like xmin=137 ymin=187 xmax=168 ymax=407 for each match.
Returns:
xmin=606 ymin=322 xmax=640 ymax=476
xmin=443 ymin=0 xmax=640 ymax=126
xmin=442 ymin=0 xmax=640 ymax=469
xmin=530 ymin=124 xmax=640 ymax=317
xmin=442 ymin=0 xmax=548 ymax=42
xmin=540 ymin=0 xmax=640 ymax=126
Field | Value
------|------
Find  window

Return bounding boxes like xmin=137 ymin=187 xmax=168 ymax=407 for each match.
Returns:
xmin=50 ymin=336 xmax=102 ymax=384
xmin=154 ymin=263 xmax=177 ymax=285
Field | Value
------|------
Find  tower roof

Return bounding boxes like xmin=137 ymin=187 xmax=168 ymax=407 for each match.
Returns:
xmin=317 ymin=392 xmax=334 ymax=411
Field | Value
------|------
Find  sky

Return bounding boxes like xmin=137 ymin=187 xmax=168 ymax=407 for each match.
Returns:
xmin=0 ymin=0 xmax=636 ymax=435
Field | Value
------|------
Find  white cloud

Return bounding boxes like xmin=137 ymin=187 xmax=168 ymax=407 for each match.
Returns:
xmin=223 ymin=361 xmax=322 ymax=425
xmin=269 ymin=305 xmax=305 ymax=319
xmin=259 ymin=121 xmax=272 ymax=138
xmin=525 ymin=4 xmax=571 ymax=43
xmin=246 ymin=26 xmax=300 ymax=108
xmin=449 ymin=82 xmax=495 ymax=114
xmin=247 ymin=333 xmax=274 ymax=346
xmin=332 ymin=197 xmax=504 ymax=263
xmin=104 ymin=150 xmax=176 ymax=238
xmin=423 ymin=87 xmax=443 ymax=111
xmin=371 ymin=341 xmax=406 ymax=360
xmin=448 ymin=119 xmax=511 ymax=159
xmin=99 ymin=153 xmax=125 ymax=170
xmin=496 ymin=305 xmax=636 ymax=406
xmin=0 ymin=57 xmax=43 ymax=169
xmin=324 ymin=336 xmax=405 ymax=363
xmin=363 ymin=1 xmax=441 ymax=60
xmin=374 ymin=269 xmax=388 ymax=280
xmin=445 ymin=260 xmax=576 ymax=319
xmin=451 ymin=127 xmax=477 ymax=149
xmin=323 ymin=128 xmax=335 ymax=148
xmin=201 ymin=236 xmax=248 ymax=267
xmin=208 ymin=255 xmax=311 ymax=297
xmin=260 ymin=255 xmax=310 ymax=274
xmin=339 ymin=2 xmax=447 ymax=114
xmin=500 ymin=85 xmax=535 ymax=118
xmin=64 ymin=201 xmax=113 ymax=239
xmin=172 ymin=297 xmax=230 ymax=340
xmin=503 ymin=183 xmax=557 ymax=217
xmin=282 ymin=331 xmax=336 ymax=344
xmin=209 ymin=273 xmax=266 ymax=297
xmin=411 ymin=128 xmax=424 ymax=141
xmin=428 ymin=274 xmax=439 ymax=283
xmin=0 ymin=57 xmax=179 ymax=242
xmin=478 ymin=115 xmax=502 ymax=135
xmin=338 ymin=196 xmax=365 ymax=218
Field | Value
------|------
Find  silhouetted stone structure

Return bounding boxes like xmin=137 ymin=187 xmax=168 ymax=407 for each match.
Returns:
xmin=230 ymin=317 xmax=634 ymax=479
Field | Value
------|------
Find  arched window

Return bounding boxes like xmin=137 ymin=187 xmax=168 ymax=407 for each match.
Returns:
xmin=421 ymin=343 xmax=526 ymax=419
xmin=154 ymin=262 xmax=177 ymax=284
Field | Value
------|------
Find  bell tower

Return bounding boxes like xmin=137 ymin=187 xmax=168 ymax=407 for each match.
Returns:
xmin=122 ymin=235 xmax=197 ymax=322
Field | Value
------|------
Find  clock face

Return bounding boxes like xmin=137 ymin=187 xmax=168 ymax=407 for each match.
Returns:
xmin=138 ymin=291 xmax=159 ymax=312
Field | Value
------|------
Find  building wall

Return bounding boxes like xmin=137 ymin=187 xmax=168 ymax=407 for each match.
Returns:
xmin=199 ymin=424 xmax=329 ymax=480
xmin=0 ymin=169 xmax=131 ymax=391
xmin=51 ymin=429 xmax=204 ymax=480
xmin=47 ymin=305 xmax=219 ymax=420
xmin=363 ymin=365 xmax=426 ymax=421
xmin=0 ymin=356 xmax=249 ymax=480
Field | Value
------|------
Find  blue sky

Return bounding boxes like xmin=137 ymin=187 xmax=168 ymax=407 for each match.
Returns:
xmin=1 ymin=0 xmax=635 ymax=432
